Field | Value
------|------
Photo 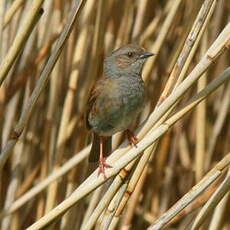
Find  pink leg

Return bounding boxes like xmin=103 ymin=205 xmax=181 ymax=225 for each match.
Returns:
xmin=126 ymin=130 xmax=138 ymax=147
xmin=98 ymin=137 xmax=112 ymax=178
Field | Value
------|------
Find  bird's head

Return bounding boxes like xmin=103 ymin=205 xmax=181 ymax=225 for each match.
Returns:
xmin=104 ymin=44 xmax=155 ymax=78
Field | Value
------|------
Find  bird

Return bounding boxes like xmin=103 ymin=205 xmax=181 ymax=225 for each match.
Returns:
xmin=85 ymin=44 xmax=154 ymax=177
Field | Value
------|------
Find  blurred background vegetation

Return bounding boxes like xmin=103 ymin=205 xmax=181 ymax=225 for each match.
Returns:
xmin=0 ymin=0 xmax=229 ymax=229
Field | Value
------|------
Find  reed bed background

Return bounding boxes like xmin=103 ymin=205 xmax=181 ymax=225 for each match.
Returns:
xmin=0 ymin=0 xmax=229 ymax=229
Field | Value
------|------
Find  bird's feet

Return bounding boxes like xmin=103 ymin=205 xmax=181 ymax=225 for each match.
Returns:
xmin=98 ymin=156 xmax=112 ymax=178
xmin=126 ymin=130 xmax=138 ymax=147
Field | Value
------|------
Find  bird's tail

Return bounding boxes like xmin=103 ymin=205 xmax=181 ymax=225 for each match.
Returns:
xmin=89 ymin=133 xmax=112 ymax=162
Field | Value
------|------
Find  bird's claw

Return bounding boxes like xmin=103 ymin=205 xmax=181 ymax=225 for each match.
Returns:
xmin=98 ymin=157 xmax=112 ymax=178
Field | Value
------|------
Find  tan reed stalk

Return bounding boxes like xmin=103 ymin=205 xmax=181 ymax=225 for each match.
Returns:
xmin=44 ymin=0 xmax=65 ymax=214
xmin=106 ymin=1 xmax=218 ymax=226
xmin=143 ymin=0 xmax=182 ymax=82
xmin=0 ymin=0 xmax=6 ymax=61
xmin=178 ymin=131 xmax=191 ymax=168
xmin=208 ymin=190 xmax=230 ymax=230
xmin=105 ymin=2 xmax=218 ymax=225
xmin=191 ymin=168 xmax=230 ymax=230
xmin=2 ymin=20 xmax=228 ymax=222
xmin=87 ymin=1 xmax=188 ymax=222
xmin=3 ymin=0 xmax=25 ymax=28
xmin=1 ymin=1 xmax=229 ymax=229
xmin=0 ymin=146 xmax=90 ymax=217
xmin=26 ymin=63 xmax=230 ymax=229
xmin=131 ymin=0 xmax=149 ymax=40
xmin=206 ymin=82 xmax=230 ymax=169
xmin=195 ymin=31 xmax=208 ymax=182
xmin=0 ymin=0 xmax=85 ymax=170
xmin=147 ymin=152 xmax=230 ymax=230
xmin=159 ymin=0 xmax=216 ymax=104
xmin=0 ymin=0 xmax=44 ymax=86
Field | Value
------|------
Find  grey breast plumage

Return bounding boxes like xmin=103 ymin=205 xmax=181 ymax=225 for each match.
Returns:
xmin=87 ymin=75 xmax=145 ymax=136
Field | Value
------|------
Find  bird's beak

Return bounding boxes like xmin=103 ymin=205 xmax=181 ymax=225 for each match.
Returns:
xmin=139 ymin=52 xmax=155 ymax=59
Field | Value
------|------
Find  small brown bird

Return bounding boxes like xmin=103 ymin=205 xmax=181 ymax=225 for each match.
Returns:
xmin=86 ymin=44 xmax=154 ymax=176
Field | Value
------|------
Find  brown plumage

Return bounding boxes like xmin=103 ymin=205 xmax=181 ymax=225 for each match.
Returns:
xmin=85 ymin=44 xmax=154 ymax=177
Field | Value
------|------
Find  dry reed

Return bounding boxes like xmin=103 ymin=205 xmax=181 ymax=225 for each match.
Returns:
xmin=0 ymin=0 xmax=229 ymax=230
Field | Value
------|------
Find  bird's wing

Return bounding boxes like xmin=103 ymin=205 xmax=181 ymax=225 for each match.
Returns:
xmin=85 ymin=82 xmax=100 ymax=130
xmin=85 ymin=77 xmax=120 ymax=130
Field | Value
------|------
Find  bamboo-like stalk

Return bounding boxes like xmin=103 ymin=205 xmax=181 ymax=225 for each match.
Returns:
xmin=1 ymin=146 xmax=90 ymax=216
xmin=104 ymin=2 xmax=218 ymax=226
xmin=147 ymin=152 xmax=230 ymax=230
xmin=0 ymin=1 xmax=229 ymax=229
xmin=0 ymin=0 xmax=44 ymax=85
xmin=195 ymin=31 xmax=207 ymax=182
xmin=209 ymin=190 xmax=230 ymax=230
xmin=206 ymin=82 xmax=230 ymax=169
xmin=3 ymin=0 xmax=25 ymax=28
xmin=2 ymin=24 xmax=229 ymax=220
xmin=0 ymin=0 xmax=6 ymax=61
xmin=0 ymin=0 xmax=85 ymax=170
xmin=143 ymin=0 xmax=182 ymax=82
xmin=26 ymin=66 xmax=230 ymax=229
xmin=159 ymin=0 xmax=216 ymax=104
xmin=191 ymin=168 xmax=230 ymax=230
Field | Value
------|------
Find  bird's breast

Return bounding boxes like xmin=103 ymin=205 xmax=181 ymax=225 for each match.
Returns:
xmin=117 ymin=77 xmax=145 ymax=111
xmin=88 ymin=76 xmax=145 ymax=136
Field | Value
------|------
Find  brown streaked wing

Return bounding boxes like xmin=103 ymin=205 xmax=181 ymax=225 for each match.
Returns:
xmin=85 ymin=82 xmax=100 ymax=130
xmin=85 ymin=77 xmax=119 ymax=130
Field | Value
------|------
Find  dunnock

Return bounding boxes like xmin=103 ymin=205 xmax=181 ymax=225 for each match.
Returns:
xmin=86 ymin=44 xmax=154 ymax=176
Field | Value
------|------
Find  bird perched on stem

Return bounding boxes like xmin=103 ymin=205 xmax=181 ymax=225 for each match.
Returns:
xmin=86 ymin=44 xmax=154 ymax=177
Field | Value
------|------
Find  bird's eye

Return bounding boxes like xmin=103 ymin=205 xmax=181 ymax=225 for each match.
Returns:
xmin=127 ymin=52 xmax=134 ymax=58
